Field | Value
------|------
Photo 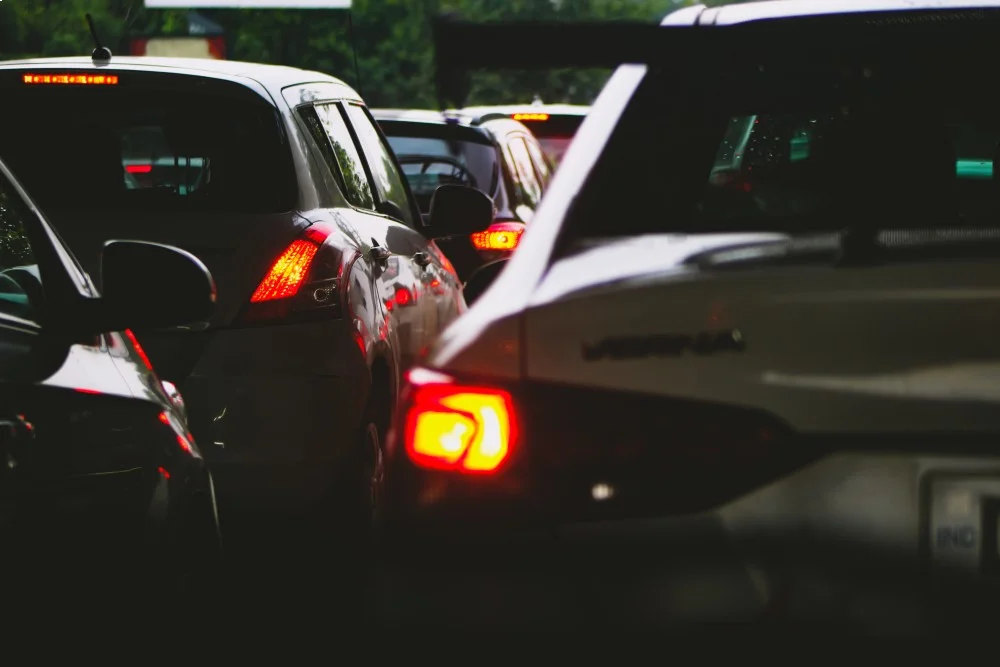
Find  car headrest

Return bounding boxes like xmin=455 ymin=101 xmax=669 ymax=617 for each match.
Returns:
xmin=821 ymin=110 xmax=957 ymax=221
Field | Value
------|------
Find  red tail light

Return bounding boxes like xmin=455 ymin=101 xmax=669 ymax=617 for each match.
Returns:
xmin=403 ymin=368 xmax=517 ymax=474
xmin=125 ymin=164 xmax=152 ymax=174
xmin=250 ymin=238 xmax=322 ymax=302
xmin=239 ymin=223 xmax=343 ymax=325
xmin=471 ymin=222 xmax=524 ymax=252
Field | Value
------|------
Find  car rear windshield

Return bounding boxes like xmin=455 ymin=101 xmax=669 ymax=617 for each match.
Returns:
xmin=569 ymin=26 xmax=1000 ymax=242
xmin=379 ymin=122 xmax=499 ymax=203
xmin=515 ymin=114 xmax=584 ymax=164
xmin=0 ymin=85 xmax=295 ymax=214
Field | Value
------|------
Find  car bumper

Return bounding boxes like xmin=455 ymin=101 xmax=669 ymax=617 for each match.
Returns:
xmin=150 ymin=319 xmax=369 ymax=513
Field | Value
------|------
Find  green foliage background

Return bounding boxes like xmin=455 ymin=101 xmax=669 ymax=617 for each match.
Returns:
xmin=0 ymin=0 xmax=701 ymax=108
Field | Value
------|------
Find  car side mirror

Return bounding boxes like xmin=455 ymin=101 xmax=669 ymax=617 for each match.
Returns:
xmin=91 ymin=240 xmax=216 ymax=333
xmin=428 ymin=184 xmax=494 ymax=238
xmin=463 ymin=257 xmax=508 ymax=306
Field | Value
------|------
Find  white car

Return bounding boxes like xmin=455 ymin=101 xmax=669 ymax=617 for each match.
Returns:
xmin=0 ymin=56 xmax=494 ymax=551
xmin=381 ymin=0 xmax=1000 ymax=631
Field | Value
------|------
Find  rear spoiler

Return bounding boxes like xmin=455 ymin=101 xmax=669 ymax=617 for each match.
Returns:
xmin=432 ymin=18 xmax=666 ymax=108
xmin=431 ymin=11 xmax=1000 ymax=107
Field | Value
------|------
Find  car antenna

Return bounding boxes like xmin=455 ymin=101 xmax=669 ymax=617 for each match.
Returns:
xmin=86 ymin=13 xmax=113 ymax=63
xmin=346 ymin=11 xmax=364 ymax=99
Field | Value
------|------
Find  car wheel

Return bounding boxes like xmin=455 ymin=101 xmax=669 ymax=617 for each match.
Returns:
xmin=354 ymin=405 xmax=387 ymax=538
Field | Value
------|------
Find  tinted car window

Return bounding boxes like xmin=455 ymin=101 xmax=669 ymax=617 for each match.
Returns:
xmin=312 ymin=103 xmax=376 ymax=210
xmin=514 ymin=114 xmax=586 ymax=166
xmin=0 ymin=90 xmax=294 ymax=214
xmin=383 ymin=135 xmax=497 ymax=198
xmin=571 ymin=63 xmax=1000 ymax=240
xmin=342 ymin=104 xmax=415 ymax=227
xmin=0 ymin=174 xmax=39 ymax=321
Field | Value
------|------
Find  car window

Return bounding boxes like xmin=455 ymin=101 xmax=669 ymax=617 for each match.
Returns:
xmin=312 ymin=103 xmax=376 ymax=211
xmin=0 ymin=89 xmax=295 ymax=214
xmin=0 ymin=174 xmax=41 ymax=322
xmin=342 ymin=104 xmax=415 ymax=227
xmin=523 ymin=136 xmax=552 ymax=188
xmin=571 ymin=63 xmax=1000 ymax=240
xmin=507 ymin=137 xmax=543 ymax=208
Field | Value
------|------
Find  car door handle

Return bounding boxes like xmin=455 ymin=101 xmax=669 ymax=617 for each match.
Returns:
xmin=412 ymin=252 xmax=431 ymax=268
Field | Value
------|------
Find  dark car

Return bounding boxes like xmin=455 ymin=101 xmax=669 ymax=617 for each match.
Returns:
xmin=0 ymin=57 xmax=493 ymax=552
xmin=0 ymin=153 xmax=220 ymax=596
xmin=373 ymin=109 xmax=553 ymax=285
xmin=458 ymin=102 xmax=589 ymax=167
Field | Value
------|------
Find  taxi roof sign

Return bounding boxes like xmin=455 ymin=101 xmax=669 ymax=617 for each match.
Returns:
xmin=144 ymin=1 xmax=350 ymax=7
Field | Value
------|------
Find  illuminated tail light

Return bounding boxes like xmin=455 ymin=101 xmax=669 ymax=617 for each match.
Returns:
xmin=125 ymin=164 xmax=152 ymax=174
xmin=403 ymin=369 xmax=517 ymax=473
xmin=471 ymin=222 xmax=524 ymax=252
xmin=512 ymin=113 xmax=549 ymax=121
xmin=250 ymin=238 xmax=322 ymax=302
xmin=238 ymin=223 xmax=343 ymax=325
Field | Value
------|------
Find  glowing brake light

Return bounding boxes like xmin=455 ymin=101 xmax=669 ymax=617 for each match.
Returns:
xmin=125 ymin=164 xmax=152 ymax=174
xmin=22 ymin=73 xmax=119 ymax=85
xmin=471 ymin=222 xmax=524 ymax=251
xmin=512 ymin=112 xmax=549 ymax=121
xmin=403 ymin=369 xmax=517 ymax=473
xmin=240 ymin=223 xmax=341 ymax=326
xmin=250 ymin=232 xmax=327 ymax=303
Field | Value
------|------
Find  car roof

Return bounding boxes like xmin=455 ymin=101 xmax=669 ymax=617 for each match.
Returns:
xmin=372 ymin=107 xmax=535 ymax=139
xmin=683 ymin=0 xmax=1000 ymax=24
xmin=370 ymin=108 xmax=458 ymax=124
xmin=0 ymin=55 xmax=360 ymax=100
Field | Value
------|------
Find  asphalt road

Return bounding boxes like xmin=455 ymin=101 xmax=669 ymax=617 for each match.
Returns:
xmin=206 ymin=508 xmax=1000 ymax=637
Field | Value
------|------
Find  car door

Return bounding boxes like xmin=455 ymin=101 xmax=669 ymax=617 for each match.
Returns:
xmin=300 ymin=100 xmax=425 ymax=370
xmin=340 ymin=103 xmax=461 ymax=355
xmin=0 ymin=164 xmax=162 ymax=559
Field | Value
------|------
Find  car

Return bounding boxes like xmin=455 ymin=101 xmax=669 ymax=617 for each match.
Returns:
xmin=378 ymin=0 xmax=1000 ymax=632
xmin=373 ymin=108 xmax=553 ymax=286
xmin=0 ymin=56 xmax=494 ymax=552
xmin=457 ymin=101 xmax=589 ymax=167
xmin=0 ymin=153 xmax=220 ymax=597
